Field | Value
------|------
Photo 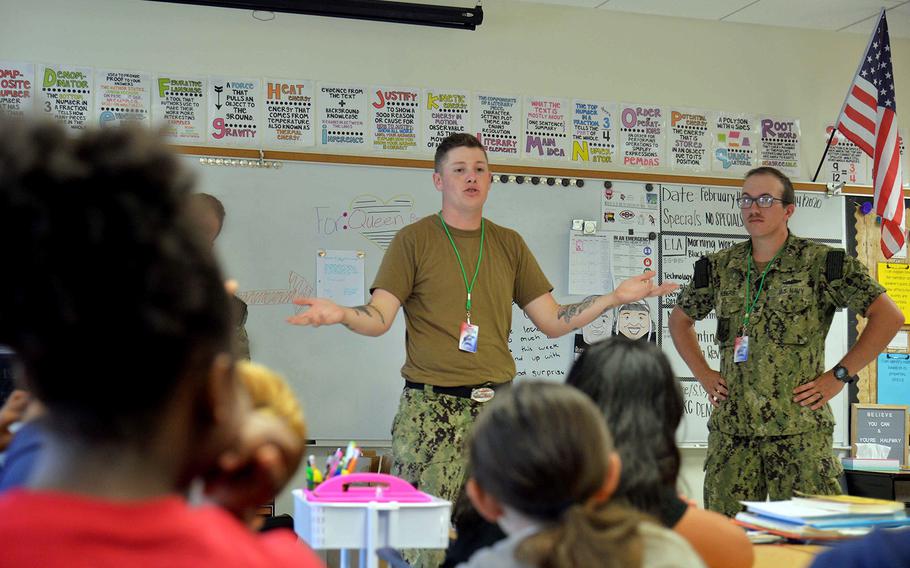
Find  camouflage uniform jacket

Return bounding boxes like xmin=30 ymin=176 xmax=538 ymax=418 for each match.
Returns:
xmin=676 ymin=233 xmax=884 ymax=437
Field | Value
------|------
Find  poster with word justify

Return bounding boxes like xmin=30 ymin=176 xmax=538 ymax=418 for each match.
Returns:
xmin=153 ymin=75 xmax=206 ymax=144
xmin=208 ymin=77 xmax=261 ymax=147
xmin=821 ymin=125 xmax=870 ymax=185
xmin=474 ymin=93 xmax=521 ymax=158
xmin=94 ymin=69 xmax=150 ymax=128
xmin=318 ymin=83 xmax=368 ymax=149
xmin=37 ymin=64 xmax=93 ymax=131
xmin=667 ymin=108 xmax=710 ymax=171
xmin=571 ymin=99 xmax=618 ymax=165
xmin=524 ymin=96 xmax=569 ymax=160
xmin=263 ymin=79 xmax=314 ymax=148
xmin=711 ymin=112 xmax=756 ymax=174
xmin=0 ymin=61 xmax=34 ymax=118
xmin=758 ymin=116 xmax=801 ymax=179
xmin=619 ymin=104 xmax=665 ymax=169
xmin=369 ymin=86 xmax=420 ymax=153
xmin=423 ymin=89 xmax=470 ymax=151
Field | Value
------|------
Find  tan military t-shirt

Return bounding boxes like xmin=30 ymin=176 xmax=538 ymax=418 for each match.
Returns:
xmin=372 ymin=215 xmax=552 ymax=387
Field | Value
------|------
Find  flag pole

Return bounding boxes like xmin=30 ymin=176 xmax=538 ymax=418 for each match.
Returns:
xmin=811 ymin=127 xmax=838 ymax=182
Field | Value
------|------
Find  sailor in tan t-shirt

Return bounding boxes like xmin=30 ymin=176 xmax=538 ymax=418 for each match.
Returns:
xmin=289 ymin=133 xmax=678 ymax=568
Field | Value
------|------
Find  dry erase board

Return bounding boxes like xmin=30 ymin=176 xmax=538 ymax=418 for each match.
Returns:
xmin=184 ymin=157 xmax=850 ymax=446
xmin=851 ymin=404 xmax=909 ymax=465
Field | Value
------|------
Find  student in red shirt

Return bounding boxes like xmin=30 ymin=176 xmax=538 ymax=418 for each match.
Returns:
xmin=0 ymin=120 xmax=323 ymax=568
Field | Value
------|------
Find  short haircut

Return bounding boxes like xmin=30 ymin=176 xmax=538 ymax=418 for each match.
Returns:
xmin=745 ymin=166 xmax=795 ymax=205
xmin=433 ymin=133 xmax=488 ymax=172
xmin=192 ymin=192 xmax=226 ymax=236
xmin=0 ymin=119 xmax=231 ymax=443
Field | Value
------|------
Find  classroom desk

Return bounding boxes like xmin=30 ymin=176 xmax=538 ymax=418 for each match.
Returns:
xmin=844 ymin=469 xmax=910 ymax=505
xmin=753 ymin=544 xmax=826 ymax=568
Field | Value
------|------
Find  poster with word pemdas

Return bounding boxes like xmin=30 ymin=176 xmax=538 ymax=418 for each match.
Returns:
xmin=318 ymin=83 xmax=368 ymax=149
xmin=667 ymin=108 xmax=710 ymax=171
xmin=619 ymin=104 xmax=666 ymax=169
xmin=758 ymin=116 xmax=801 ymax=179
xmin=369 ymin=86 xmax=420 ymax=153
xmin=37 ymin=64 xmax=93 ymax=131
xmin=821 ymin=125 xmax=870 ymax=185
xmin=423 ymin=89 xmax=470 ymax=151
xmin=263 ymin=79 xmax=314 ymax=148
xmin=474 ymin=93 xmax=521 ymax=158
xmin=94 ymin=69 xmax=150 ymax=128
xmin=711 ymin=112 xmax=756 ymax=175
xmin=208 ymin=77 xmax=260 ymax=147
xmin=571 ymin=99 xmax=617 ymax=165
xmin=0 ymin=62 xmax=34 ymax=118
xmin=153 ymin=75 xmax=206 ymax=144
xmin=524 ymin=96 xmax=569 ymax=161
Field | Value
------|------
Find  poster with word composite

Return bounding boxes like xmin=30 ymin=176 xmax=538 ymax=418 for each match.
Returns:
xmin=758 ymin=116 xmax=801 ymax=178
xmin=572 ymin=100 xmax=618 ymax=165
xmin=474 ymin=93 xmax=520 ymax=157
xmin=601 ymin=182 xmax=659 ymax=232
xmin=0 ymin=62 xmax=34 ymax=118
xmin=263 ymin=79 xmax=314 ymax=148
xmin=821 ymin=125 xmax=870 ymax=185
xmin=424 ymin=89 xmax=469 ymax=151
xmin=318 ymin=84 xmax=367 ymax=149
xmin=94 ymin=69 xmax=150 ymax=128
xmin=668 ymin=108 xmax=710 ymax=171
xmin=510 ymin=306 xmax=573 ymax=382
xmin=37 ymin=64 xmax=93 ymax=131
xmin=619 ymin=104 xmax=666 ymax=169
xmin=369 ymin=86 xmax=419 ymax=153
xmin=153 ymin=75 xmax=206 ymax=143
xmin=711 ymin=112 xmax=756 ymax=174
xmin=524 ymin=96 xmax=569 ymax=160
xmin=208 ymin=77 xmax=260 ymax=147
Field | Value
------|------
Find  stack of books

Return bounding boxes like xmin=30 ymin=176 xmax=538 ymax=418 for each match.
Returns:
xmin=841 ymin=457 xmax=901 ymax=471
xmin=735 ymin=494 xmax=909 ymax=541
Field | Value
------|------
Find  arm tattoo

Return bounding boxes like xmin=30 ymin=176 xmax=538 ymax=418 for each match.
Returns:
xmin=352 ymin=304 xmax=386 ymax=325
xmin=556 ymin=295 xmax=598 ymax=325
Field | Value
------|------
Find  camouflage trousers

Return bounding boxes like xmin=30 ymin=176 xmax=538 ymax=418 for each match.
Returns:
xmin=704 ymin=429 xmax=844 ymax=517
xmin=391 ymin=386 xmax=485 ymax=568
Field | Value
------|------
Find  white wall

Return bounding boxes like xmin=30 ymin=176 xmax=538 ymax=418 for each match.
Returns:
xmin=3 ymin=0 xmax=900 ymax=513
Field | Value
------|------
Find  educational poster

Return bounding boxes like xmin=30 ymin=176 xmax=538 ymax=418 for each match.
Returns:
xmin=568 ymin=231 xmax=613 ymax=295
xmin=94 ymin=69 xmax=150 ymax=128
xmin=877 ymin=262 xmax=910 ymax=321
xmin=318 ymin=83 xmax=367 ymax=149
xmin=369 ymin=86 xmax=420 ymax=153
xmin=619 ymin=104 xmax=666 ymax=169
xmin=208 ymin=77 xmax=261 ymax=147
xmin=0 ymin=61 xmax=34 ymax=118
xmin=262 ymin=79 xmax=314 ymax=148
xmin=510 ymin=305 xmax=573 ymax=382
xmin=315 ymin=250 xmax=365 ymax=306
xmin=711 ymin=112 xmax=757 ymax=174
xmin=153 ymin=75 xmax=206 ymax=143
xmin=524 ymin=96 xmax=569 ymax=160
xmin=423 ymin=88 xmax=470 ymax=151
xmin=601 ymin=182 xmax=659 ymax=232
xmin=667 ymin=108 xmax=710 ymax=171
xmin=474 ymin=92 xmax=521 ymax=157
xmin=571 ymin=99 xmax=618 ymax=165
xmin=758 ymin=115 xmax=801 ymax=178
xmin=37 ymin=64 xmax=93 ymax=131
xmin=821 ymin=125 xmax=869 ymax=185
xmin=877 ymin=353 xmax=910 ymax=407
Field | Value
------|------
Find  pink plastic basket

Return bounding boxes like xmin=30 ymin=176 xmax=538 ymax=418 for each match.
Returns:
xmin=304 ymin=472 xmax=432 ymax=503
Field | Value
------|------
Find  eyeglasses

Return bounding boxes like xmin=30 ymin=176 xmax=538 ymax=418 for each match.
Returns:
xmin=736 ymin=194 xmax=790 ymax=209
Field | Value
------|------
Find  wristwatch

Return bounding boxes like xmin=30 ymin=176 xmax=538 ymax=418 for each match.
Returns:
xmin=832 ymin=364 xmax=858 ymax=384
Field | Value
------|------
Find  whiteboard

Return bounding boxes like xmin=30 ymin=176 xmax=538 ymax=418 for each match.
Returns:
xmin=185 ymin=157 xmax=849 ymax=446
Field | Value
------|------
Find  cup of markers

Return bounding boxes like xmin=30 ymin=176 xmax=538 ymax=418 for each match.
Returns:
xmin=305 ymin=441 xmax=361 ymax=490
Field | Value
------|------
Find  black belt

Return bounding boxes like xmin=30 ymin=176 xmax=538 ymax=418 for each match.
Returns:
xmin=404 ymin=379 xmax=511 ymax=400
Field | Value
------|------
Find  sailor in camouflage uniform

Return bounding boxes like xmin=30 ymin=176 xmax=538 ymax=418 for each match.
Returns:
xmin=669 ymin=167 xmax=903 ymax=517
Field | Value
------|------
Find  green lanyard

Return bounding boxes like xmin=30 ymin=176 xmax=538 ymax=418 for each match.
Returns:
xmin=742 ymin=243 xmax=786 ymax=333
xmin=438 ymin=213 xmax=485 ymax=320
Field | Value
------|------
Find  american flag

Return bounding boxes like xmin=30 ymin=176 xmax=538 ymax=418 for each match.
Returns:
xmin=836 ymin=9 xmax=905 ymax=258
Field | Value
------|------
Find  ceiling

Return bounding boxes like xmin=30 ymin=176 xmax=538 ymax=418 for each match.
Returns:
xmin=510 ymin=0 xmax=910 ymax=39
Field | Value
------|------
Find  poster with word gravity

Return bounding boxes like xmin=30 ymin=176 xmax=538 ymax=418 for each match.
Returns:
xmin=619 ymin=104 xmax=666 ymax=169
xmin=153 ymin=75 xmax=206 ymax=143
xmin=524 ymin=96 xmax=569 ymax=160
xmin=208 ymin=77 xmax=261 ymax=147
xmin=37 ymin=64 xmax=93 ymax=131
xmin=474 ymin=92 xmax=521 ymax=158
xmin=572 ymin=99 xmax=618 ymax=165
xmin=0 ymin=61 xmax=34 ymax=118
xmin=263 ymin=78 xmax=314 ymax=148
xmin=369 ymin=86 xmax=420 ymax=153
xmin=94 ymin=69 xmax=150 ymax=128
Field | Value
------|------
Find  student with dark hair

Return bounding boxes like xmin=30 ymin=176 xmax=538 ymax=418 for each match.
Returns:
xmin=566 ymin=337 xmax=752 ymax=568
xmin=458 ymin=381 xmax=705 ymax=568
xmin=0 ymin=119 xmax=322 ymax=567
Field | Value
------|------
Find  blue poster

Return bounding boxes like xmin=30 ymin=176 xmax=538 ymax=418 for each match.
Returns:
xmin=878 ymin=353 xmax=910 ymax=407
